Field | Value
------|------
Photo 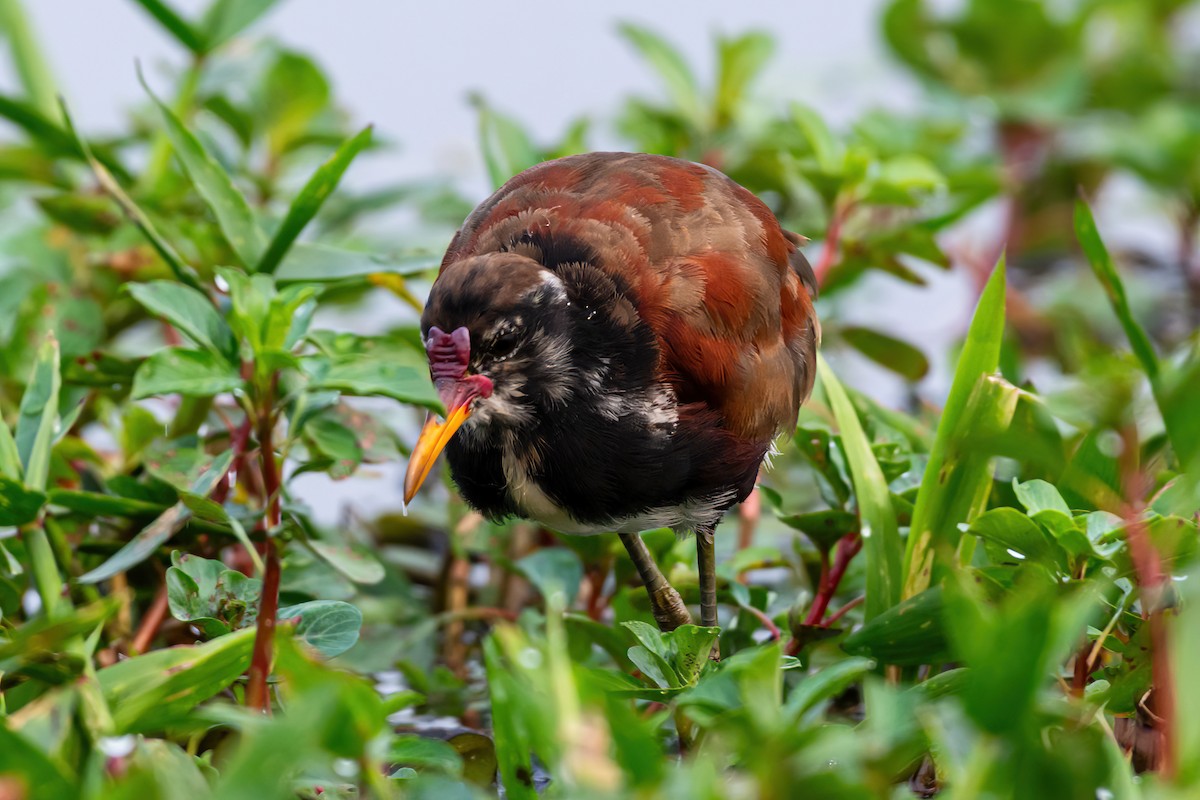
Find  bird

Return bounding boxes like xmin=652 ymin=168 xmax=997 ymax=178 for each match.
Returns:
xmin=403 ymin=152 xmax=819 ymax=634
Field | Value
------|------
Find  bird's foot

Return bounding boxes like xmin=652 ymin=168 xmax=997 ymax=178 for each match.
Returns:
xmin=648 ymin=584 xmax=692 ymax=632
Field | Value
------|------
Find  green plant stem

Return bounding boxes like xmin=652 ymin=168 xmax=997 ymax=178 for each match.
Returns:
xmin=138 ymin=58 xmax=203 ymax=196
xmin=0 ymin=0 xmax=58 ymax=119
xmin=22 ymin=522 xmax=67 ymax=620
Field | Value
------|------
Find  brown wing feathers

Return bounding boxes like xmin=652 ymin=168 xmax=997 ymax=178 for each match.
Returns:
xmin=442 ymin=152 xmax=818 ymax=445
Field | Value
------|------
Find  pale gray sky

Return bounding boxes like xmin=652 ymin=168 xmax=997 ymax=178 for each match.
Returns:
xmin=7 ymin=1 xmax=911 ymax=193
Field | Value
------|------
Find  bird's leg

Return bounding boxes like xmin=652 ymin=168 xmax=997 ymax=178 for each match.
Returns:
xmin=696 ymin=524 xmax=718 ymax=629
xmin=618 ymin=532 xmax=691 ymax=631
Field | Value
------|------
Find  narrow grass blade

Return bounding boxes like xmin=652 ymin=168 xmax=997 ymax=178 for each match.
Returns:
xmin=140 ymin=69 xmax=267 ymax=268
xmin=0 ymin=416 xmax=20 ymax=481
xmin=128 ymin=0 xmax=207 ymax=54
xmin=1074 ymin=201 xmax=1159 ymax=381
xmin=59 ymin=99 xmax=202 ymax=290
xmin=817 ymin=353 xmax=902 ymax=619
xmin=902 ymin=256 xmax=1007 ymax=598
xmin=256 ymin=125 xmax=372 ymax=274
xmin=0 ymin=0 xmax=59 ymax=119
xmin=0 ymin=93 xmax=131 ymax=182
xmin=15 ymin=334 xmax=60 ymax=492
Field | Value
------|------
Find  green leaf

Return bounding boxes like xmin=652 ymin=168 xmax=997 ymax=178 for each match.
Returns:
xmin=199 ymin=0 xmax=281 ymax=51
xmin=841 ymin=326 xmax=930 ymax=380
xmin=130 ymin=0 xmax=207 ymax=53
xmin=167 ymin=552 xmax=262 ymax=636
xmin=126 ymin=282 xmax=237 ymax=362
xmin=0 ymin=475 xmax=45 ymax=526
xmin=617 ymin=23 xmax=705 ymax=128
xmin=307 ymin=540 xmax=386 ymax=585
xmin=777 ymin=509 xmax=859 ymax=552
xmin=389 ymin=735 xmax=464 ymax=775
xmin=1074 ymin=201 xmax=1158 ymax=381
xmin=142 ymin=72 xmax=267 ymax=268
xmin=97 ymin=627 xmax=255 ymax=732
xmin=715 ymin=31 xmax=774 ymax=125
xmin=784 ymin=656 xmax=876 ymax=720
xmin=35 ymin=192 xmax=121 ymax=234
xmin=967 ymin=507 xmax=1063 ymax=568
xmin=515 ymin=548 xmax=583 ymax=604
xmin=903 ymin=256 xmax=1007 ymax=599
xmin=15 ymin=335 xmax=60 ymax=491
xmin=817 ymin=354 xmax=902 ymax=620
xmin=58 ymin=99 xmax=201 ymax=290
xmin=305 ymin=354 xmax=440 ymax=410
xmin=132 ymin=347 xmax=244 ymax=399
xmin=274 ymin=242 xmax=438 ymax=283
xmin=792 ymin=102 xmax=844 ymax=174
xmin=1012 ymin=478 xmax=1071 ymax=516
xmin=0 ymin=416 xmax=21 ymax=481
xmin=472 ymin=95 xmax=541 ymax=189
xmin=79 ymin=451 xmax=232 ymax=583
xmin=279 ymin=600 xmax=363 ymax=658
xmin=257 ymin=126 xmax=373 ymax=274
xmin=0 ymin=725 xmax=77 ymax=800
xmin=46 ymin=489 xmax=164 ymax=517
xmin=842 ymin=586 xmax=949 ymax=666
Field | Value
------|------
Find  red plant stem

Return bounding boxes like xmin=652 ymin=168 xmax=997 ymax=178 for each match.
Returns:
xmin=742 ymin=602 xmax=781 ymax=640
xmin=245 ymin=542 xmax=281 ymax=713
xmin=130 ymin=583 xmax=168 ymax=655
xmin=1116 ymin=424 xmax=1176 ymax=778
xmin=245 ymin=407 xmax=282 ymax=713
xmin=824 ymin=594 xmax=865 ymax=627
xmin=804 ymin=533 xmax=863 ymax=627
xmin=812 ymin=201 xmax=847 ymax=287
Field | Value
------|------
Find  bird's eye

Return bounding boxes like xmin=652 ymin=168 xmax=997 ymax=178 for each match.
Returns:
xmin=489 ymin=330 xmax=520 ymax=361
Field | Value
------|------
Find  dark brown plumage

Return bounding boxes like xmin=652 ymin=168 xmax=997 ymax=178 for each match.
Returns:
xmin=405 ymin=152 xmax=819 ymax=633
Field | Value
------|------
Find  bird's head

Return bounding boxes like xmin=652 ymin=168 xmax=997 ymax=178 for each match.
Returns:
xmin=403 ymin=252 xmax=573 ymax=503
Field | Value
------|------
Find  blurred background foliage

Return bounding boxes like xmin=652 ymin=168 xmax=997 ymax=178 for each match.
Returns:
xmin=0 ymin=0 xmax=1198 ymax=797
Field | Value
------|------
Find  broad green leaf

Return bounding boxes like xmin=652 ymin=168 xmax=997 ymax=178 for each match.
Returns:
xmin=903 ymin=257 xmax=1007 ymax=598
xmin=841 ymin=326 xmax=930 ymax=381
xmin=0 ymin=725 xmax=76 ymax=800
xmin=777 ymin=508 xmax=859 ymax=552
xmin=0 ymin=475 xmax=44 ymax=526
xmin=784 ymin=656 xmax=876 ymax=720
xmin=305 ymin=354 xmax=440 ymax=410
xmin=1074 ymin=201 xmax=1158 ymax=380
xmin=792 ymin=102 xmax=844 ymax=174
xmin=967 ymin=507 xmax=1063 ymax=567
xmin=15 ymin=335 xmax=60 ymax=491
xmin=167 ymin=552 xmax=261 ymax=636
xmin=617 ymin=23 xmax=705 ymax=128
xmin=97 ymin=627 xmax=255 ymax=732
xmin=715 ymin=31 xmax=773 ymax=126
xmin=132 ymin=347 xmax=244 ymax=399
xmin=127 ymin=282 xmax=237 ymax=361
xmin=274 ymin=242 xmax=438 ymax=283
xmin=308 ymin=540 xmax=385 ymax=584
xmin=515 ymin=548 xmax=584 ymax=604
xmin=143 ymin=73 xmax=267 ymax=268
xmin=1012 ymin=478 xmax=1072 ymax=516
xmin=257 ymin=49 xmax=330 ymax=156
xmin=817 ymin=354 xmax=902 ymax=620
xmin=842 ymin=586 xmax=948 ymax=666
xmin=472 ymin=95 xmax=541 ymax=190
xmin=79 ymin=451 xmax=232 ymax=583
xmin=304 ymin=416 xmax=362 ymax=479
xmin=200 ymin=0 xmax=282 ymax=51
xmin=257 ymin=125 xmax=372 ymax=274
xmin=278 ymin=600 xmax=363 ymax=658
xmin=389 ymin=735 xmax=464 ymax=775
